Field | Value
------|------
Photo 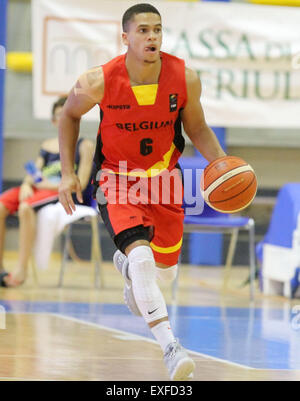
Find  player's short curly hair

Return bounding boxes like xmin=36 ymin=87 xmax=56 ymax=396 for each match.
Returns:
xmin=122 ymin=3 xmax=161 ymax=32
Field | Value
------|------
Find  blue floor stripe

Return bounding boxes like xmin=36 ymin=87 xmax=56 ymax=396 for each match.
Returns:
xmin=1 ymin=300 xmax=300 ymax=370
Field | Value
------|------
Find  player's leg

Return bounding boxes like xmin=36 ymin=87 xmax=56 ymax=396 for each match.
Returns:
xmin=3 ymin=202 xmax=36 ymax=286
xmin=13 ymin=190 xmax=58 ymax=283
xmin=113 ymin=227 xmax=151 ymax=316
xmin=3 ymin=189 xmax=58 ymax=287
xmin=0 ymin=203 xmax=10 ymax=272
xmin=156 ymin=262 xmax=178 ymax=284
xmin=147 ymin=201 xmax=194 ymax=380
xmin=0 ymin=187 xmax=21 ymax=274
xmin=124 ymin=240 xmax=171 ymax=329
xmin=114 ymin=228 xmax=194 ymax=380
xmin=98 ymin=179 xmax=194 ymax=379
xmin=118 ymin=237 xmax=176 ymax=351
xmin=112 ymin=222 xmax=171 ymax=328
xmin=16 ymin=202 xmax=36 ymax=282
xmin=151 ymin=166 xmax=182 ymax=285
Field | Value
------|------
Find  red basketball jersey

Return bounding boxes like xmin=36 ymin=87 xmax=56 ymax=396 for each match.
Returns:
xmin=94 ymin=52 xmax=187 ymax=177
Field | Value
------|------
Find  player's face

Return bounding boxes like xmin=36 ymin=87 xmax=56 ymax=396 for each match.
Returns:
xmin=123 ymin=13 xmax=162 ymax=63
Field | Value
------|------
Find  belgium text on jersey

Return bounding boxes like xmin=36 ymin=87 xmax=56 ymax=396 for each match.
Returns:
xmin=116 ymin=120 xmax=173 ymax=132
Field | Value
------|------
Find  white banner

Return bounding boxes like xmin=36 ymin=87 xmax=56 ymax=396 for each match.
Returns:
xmin=32 ymin=0 xmax=300 ymax=127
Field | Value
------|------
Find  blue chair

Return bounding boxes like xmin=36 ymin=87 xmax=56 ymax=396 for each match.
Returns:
xmin=192 ymin=127 xmax=227 ymax=265
xmin=172 ymin=157 xmax=256 ymax=301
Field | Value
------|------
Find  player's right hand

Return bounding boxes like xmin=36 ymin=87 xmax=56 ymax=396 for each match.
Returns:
xmin=19 ymin=183 xmax=34 ymax=202
xmin=59 ymin=173 xmax=83 ymax=215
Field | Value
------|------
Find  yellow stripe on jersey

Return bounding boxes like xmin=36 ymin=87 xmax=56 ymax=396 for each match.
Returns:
xmin=150 ymin=238 xmax=183 ymax=254
xmin=132 ymin=84 xmax=158 ymax=106
xmin=108 ymin=143 xmax=177 ymax=178
xmin=146 ymin=143 xmax=176 ymax=177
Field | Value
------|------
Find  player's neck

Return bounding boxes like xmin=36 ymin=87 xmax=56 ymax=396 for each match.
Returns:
xmin=125 ymin=52 xmax=161 ymax=86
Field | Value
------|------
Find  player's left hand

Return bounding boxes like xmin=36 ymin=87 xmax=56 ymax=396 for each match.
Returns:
xmin=59 ymin=173 xmax=83 ymax=215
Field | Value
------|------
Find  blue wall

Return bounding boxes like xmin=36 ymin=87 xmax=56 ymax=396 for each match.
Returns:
xmin=0 ymin=0 xmax=7 ymax=192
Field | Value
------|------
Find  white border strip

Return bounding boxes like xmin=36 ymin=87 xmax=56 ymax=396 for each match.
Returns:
xmin=0 ymin=45 xmax=5 ymax=70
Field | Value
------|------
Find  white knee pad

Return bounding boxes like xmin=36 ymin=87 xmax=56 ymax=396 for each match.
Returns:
xmin=156 ymin=265 xmax=178 ymax=284
xmin=128 ymin=246 xmax=168 ymax=323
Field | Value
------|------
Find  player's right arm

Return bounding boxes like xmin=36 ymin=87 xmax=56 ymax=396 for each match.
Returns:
xmin=182 ymin=68 xmax=226 ymax=162
xmin=58 ymin=67 xmax=104 ymax=215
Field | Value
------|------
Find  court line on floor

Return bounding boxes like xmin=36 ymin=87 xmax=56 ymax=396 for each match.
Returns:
xmin=5 ymin=311 xmax=297 ymax=372
xmin=51 ymin=312 xmax=255 ymax=370
xmin=0 ymin=376 xmax=55 ymax=381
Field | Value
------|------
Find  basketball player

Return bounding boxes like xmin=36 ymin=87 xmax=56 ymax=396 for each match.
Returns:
xmin=0 ymin=97 xmax=94 ymax=287
xmin=58 ymin=4 xmax=226 ymax=380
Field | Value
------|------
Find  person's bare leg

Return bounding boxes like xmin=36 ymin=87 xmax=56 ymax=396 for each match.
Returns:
xmin=0 ymin=203 xmax=9 ymax=273
xmin=4 ymin=202 xmax=36 ymax=286
xmin=17 ymin=202 xmax=36 ymax=280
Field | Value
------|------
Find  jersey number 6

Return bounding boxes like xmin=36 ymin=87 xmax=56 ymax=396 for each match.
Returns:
xmin=140 ymin=138 xmax=153 ymax=156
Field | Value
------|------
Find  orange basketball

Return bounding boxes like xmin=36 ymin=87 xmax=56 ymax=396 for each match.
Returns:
xmin=201 ymin=156 xmax=257 ymax=213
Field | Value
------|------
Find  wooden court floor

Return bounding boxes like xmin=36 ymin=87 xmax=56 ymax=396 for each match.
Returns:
xmin=1 ymin=251 xmax=300 ymax=381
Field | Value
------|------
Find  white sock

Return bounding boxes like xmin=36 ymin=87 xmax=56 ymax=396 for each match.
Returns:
xmin=151 ymin=321 xmax=176 ymax=352
xmin=156 ymin=265 xmax=178 ymax=284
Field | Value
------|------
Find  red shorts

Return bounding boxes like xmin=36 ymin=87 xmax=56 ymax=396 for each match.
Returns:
xmin=97 ymin=169 xmax=184 ymax=266
xmin=0 ymin=186 xmax=59 ymax=214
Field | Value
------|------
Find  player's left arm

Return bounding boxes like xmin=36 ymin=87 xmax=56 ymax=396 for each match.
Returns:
xmin=181 ymin=68 xmax=226 ymax=163
xmin=77 ymin=139 xmax=94 ymax=191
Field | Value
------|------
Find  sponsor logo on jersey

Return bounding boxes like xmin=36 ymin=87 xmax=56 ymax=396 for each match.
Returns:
xmin=169 ymin=94 xmax=178 ymax=112
xmin=116 ymin=120 xmax=173 ymax=132
xmin=107 ymin=104 xmax=131 ymax=110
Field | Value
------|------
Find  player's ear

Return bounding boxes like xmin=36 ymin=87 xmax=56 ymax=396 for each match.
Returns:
xmin=122 ymin=32 xmax=129 ymax=46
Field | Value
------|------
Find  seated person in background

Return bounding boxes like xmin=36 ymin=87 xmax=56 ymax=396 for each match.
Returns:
xmin=0 ymin=96 xmax=94 ymax=287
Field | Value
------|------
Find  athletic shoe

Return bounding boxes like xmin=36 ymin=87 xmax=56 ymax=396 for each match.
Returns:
xmin=164 ymin=339 xmax=195 ymax=381
xmin=113 ymin=250 xmax=142 ymax=316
